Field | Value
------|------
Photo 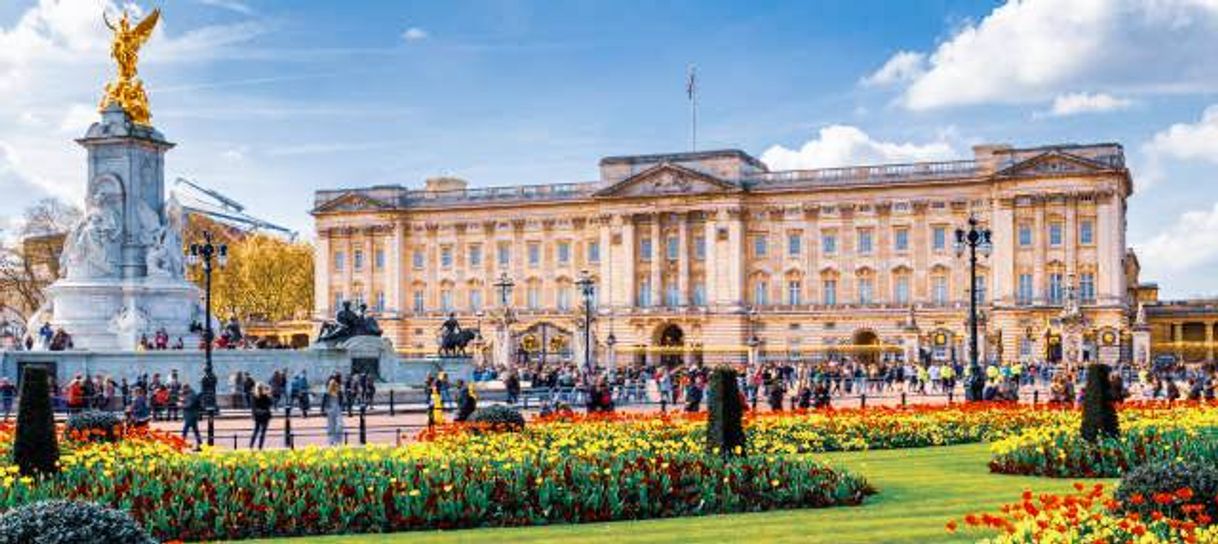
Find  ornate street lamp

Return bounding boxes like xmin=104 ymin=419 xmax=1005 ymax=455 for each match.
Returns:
xmin=186 ymin=231 xmax=227 ymax=445
xmin=954 ymin=215 xmax=992 ymax=402
xmin=575 ymin=270 xmax=596 ymax=375
xmin=494 ymin=271 xmax=515 ymax=309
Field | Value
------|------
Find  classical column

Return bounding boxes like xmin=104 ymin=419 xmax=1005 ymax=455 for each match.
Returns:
xmin=1033 ymin=197 xmax=1045 ymax=304
xmin=363 ymin=228 xmax=374 ymax=305
xmin=1207 ymin=322 xmax=1214 ymax=364
xmin=726 ymin=208 xmax=744 ymax=307
xmin=677 ymin=212 xmax=689 ymax=306
xmin=1064 ymin=196 xmax=1077 ymax=278
xmin=598 ymin=215 xmax=613 ymax=309
xmin=618 ymin=214 xmax=636 ymax=309
xmin=314 ymin=228 xmax=331 ymax=318
xmin=1096 ymin=192 xmax=1122 ymax=305
xmin=1174 ymin=322 xmax=1184 ymax=362
xmin=703 ymin=212 xmax=719 ymax=306
xmin=991 ymin=199 xmax=1015 ymax=305
xmin=650 ymin=214 xmax=661 ymax=306
xmin=343 ymin=231 xmax=354 ymax=302
xmin=387 ymin=221 xmax=404 ymax=315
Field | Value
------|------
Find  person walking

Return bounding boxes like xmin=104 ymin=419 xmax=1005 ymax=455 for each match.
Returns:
xmin=249 ymin=384 xmax=273 ymax=450
xmin=323 ymin=376 xmax=344 ymax=446
xmin=180 ymin=383 xmax=202 ymax=449
xmin=127 ymin=387 xmax=151 ymax=428
xmin=455 ymin=379 xmax=477 ymax=421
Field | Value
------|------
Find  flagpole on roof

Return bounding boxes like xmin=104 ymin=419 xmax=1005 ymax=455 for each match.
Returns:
xmin=687 ymin=64 xmax=697 ymax=152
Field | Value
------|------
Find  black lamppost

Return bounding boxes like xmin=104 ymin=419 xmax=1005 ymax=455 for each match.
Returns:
xmin=186 ymin=231 xmax=227 ymax=445
xmin=493 ymin=272 xmax=515 ymax=367
xmin=954 ymin=215 xmax=992 ymax=402
xmin=494 ymin=271 xmax=515 ymax=309
xmin=576 ymin=270 xmax=596 ymax=375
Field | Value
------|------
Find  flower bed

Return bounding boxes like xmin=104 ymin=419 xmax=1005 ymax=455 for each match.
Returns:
xmin=949 ymin=483 xmax=1218 ymax=543
xmin=989 ymin=405 xmax=1218 ymax=477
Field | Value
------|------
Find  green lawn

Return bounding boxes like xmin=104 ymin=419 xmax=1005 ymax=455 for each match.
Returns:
xmin=243 ymin=443 xmax=1112 ymax=544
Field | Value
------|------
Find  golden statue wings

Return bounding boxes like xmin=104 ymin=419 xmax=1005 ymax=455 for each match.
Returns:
xmin=99 ymin=9 xmax=161 ymax=126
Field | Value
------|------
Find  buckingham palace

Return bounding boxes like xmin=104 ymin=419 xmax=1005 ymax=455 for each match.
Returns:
xmin=312 ymin=142 xmax=1144 ymax=369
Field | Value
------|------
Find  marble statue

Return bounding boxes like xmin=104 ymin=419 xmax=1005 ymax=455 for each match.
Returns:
xmin=60 ymin=188 xmax=122 ymax=279
xmin=146 ymin=196 xmax=185 ymax=278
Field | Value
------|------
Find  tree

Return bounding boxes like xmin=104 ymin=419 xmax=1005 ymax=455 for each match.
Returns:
xmin=1080 ymin=363 xmax=1120 ymax=442
xmin=19 ymin=198 xmax=81 ymax=238
xmin=13 ymin=366 xmax=59 ymax=476
xmin=706 ymin=366 xmax=746 ymax=457
xmin=0 ymin=198 xmax=80 ymax=317
xmin=186 ymin=232 xmax=314 ymax=323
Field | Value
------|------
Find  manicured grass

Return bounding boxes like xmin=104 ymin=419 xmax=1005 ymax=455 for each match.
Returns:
xmin=243 ymin=443 xmax=1113 ymax=544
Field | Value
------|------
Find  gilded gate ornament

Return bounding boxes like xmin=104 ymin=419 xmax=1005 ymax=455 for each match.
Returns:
xmin=99 ymin=9 xmax=160 ymax=126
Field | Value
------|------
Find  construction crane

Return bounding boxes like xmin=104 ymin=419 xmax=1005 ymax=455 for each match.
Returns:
xmin=173 ymin=177 xmax=298 ymax=240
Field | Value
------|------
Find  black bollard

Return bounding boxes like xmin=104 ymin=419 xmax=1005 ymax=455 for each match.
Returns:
xmin=901 ymin=392 xmax=907 ymax=407
xmin=284 ymin=406 xmax=293 ymax=449
xmin=232 ymin=433 xmax=238 ymax=450
xmin=207 ymin=412 xmax=215 ymax=447
xmin=389 ymin=390 xmax=395 ymax=416
xmin=860 ymin=393 xmax=867 ymax=409
xmin=948 ymin=390 xmax=954 ymax=405
xmin=1033 ymin=390 xmax=1039 ymax=405
xmin=359 ymin=404 xmax=367 ymax=445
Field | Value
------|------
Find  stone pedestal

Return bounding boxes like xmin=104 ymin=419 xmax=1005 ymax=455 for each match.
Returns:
xmin=45 ymin=277 xmax=199 ymax=351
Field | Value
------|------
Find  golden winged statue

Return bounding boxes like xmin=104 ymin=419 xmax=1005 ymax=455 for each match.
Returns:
xmin=99 ymin=8 xmax=160 ymax=126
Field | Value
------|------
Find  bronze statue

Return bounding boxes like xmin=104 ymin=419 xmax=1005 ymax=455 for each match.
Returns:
xmin=100 ymin=8 xmax=160 ymax=125
xmin=438 ymin=312 xmax=477 ymax=357
xmin=316 ymin=301 xmax=382 ymax=345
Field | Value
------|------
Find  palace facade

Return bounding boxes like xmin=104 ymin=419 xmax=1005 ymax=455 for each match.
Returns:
xmin=312 ymin=142 xmax=1140 ymax=368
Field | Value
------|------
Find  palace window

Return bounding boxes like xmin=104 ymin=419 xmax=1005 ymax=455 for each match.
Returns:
xmin=638 ymin=279 xmax=652 ymax=307
xmin=527 ymin=243 xmax=541 ymax=267
xmin=440 ymin=289 xmax=453 ymax=312
xmin=666 ymin=236 xmax=679 ymax=261
xmin=894 ymin=275 xmax=910 ymax=304
xmin=497 ymin=243 xmax=510 ymax=267
xmin=353 ymin=250 xmax=364 ymax=271
xmin=440 ymin=246 xmax=453 ymax=268
xmin=753 ymin=235 xmax=768 ymax=257
xmin=1049 ymin=222 xmax=1063 ymax=246
xmin=374 ymin=249 xmax=385 ymax=270
xmin=1048 ymin=273 xmax=1063 ymax=304
xmin=413 ymin=290 xmax=425 ymax=313
xmin=557 ymin=241 xmax=571 ymax=265
xmin=788 ymin=233 xmax=802 ymax=257
xmin=413 ymin=249 xmax=424 ymax=270
xmin=787 ymin=280 xmax=801 ymax=306
xmin=822 ymin=232 xmax=837 ymax=255
xmin=894 ymin=228 xmax=909 ymax=251
xmin=587 ymin=285 xmax=598 ymax=310
xmin=823 ymin=279 xmax=837 ymax=306
xmin=974 ymin=275 xmax=987 ymax=305
xmin=932 ymin=227 xmax=947 ymax=251
xmin=469 ymin=244 xmax=482 ymax=267
xmin=666 ymin=284 xmax=680 ymax=307
xmin=527 ymin=284 xmax=540 ymax=310
xmin=469 ymin=290 xmax=482 ymax=312
xmin=858 ymin=277 xmax=874 ymax=304
xmin=557 ymin=287 xmax=571 ymax=311
xmin=694 ymin=236 xmax=706 ymax=260
xmin=692 ymin=283 xmax=706 ymax=306
xmin=1080 ymin=272 xmax=1096 ymax=303
xmin=857 ymin=229 xmax=873 ymax=254
xmin=334 ymin=251 xmax=346 ymax=272
xmin=333 ymin=292 xmax=343 ymax=310
xmin=753 ymin=281 xmax=769 ymax=306
xmin=375 ymin=292 xmax=385 ymax=312
xmin=587 ymin=240 xmax=600 ymax=263
xmin=1018 ymin=224 xmax=1033 ymax=247
xmin=640 ymin=238 xmax=653 ymax=262
xmin=932 ymin=276 xmax=948 ymax=305
xmin=1080 ymin=219 xmax=1094 ymax=245
xmin=1017 ymin=274 xmax=1033 ymax=305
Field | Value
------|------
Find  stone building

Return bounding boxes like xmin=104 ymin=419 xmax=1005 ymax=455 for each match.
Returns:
xmin=312 ymin=143 xmax=1136 ymax=369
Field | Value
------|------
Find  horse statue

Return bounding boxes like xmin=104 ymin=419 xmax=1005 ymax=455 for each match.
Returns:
xmin=439 ymin=328 xmax=479 ymax=358
xmin=316 ymin=301 xmax=383 ymax=346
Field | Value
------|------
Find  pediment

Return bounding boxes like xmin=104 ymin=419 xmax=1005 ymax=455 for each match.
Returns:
xmin=593 ymin=163 xmax=740 ymax=198
xmin=996 ymin=151 xmax=1114 ymax=178
xmin=314 ymin=192 xmax=393 ymax=213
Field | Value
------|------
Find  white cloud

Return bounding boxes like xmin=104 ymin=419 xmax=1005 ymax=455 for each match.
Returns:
xmin=867 ymin=0 xmax=1218 ymax=110
xmin=197 ymin=0 xmax=254 ymax=15
xmin=1145 ymin=104 xmax=1218 ymax=162
xmin=860 ymin=51 xmax=925 ymax=87
xmin=402 ymin=27 xmax=428 ymax=42
xmin=760 ymin=125 xmax=958 ymax=170
xmin=1138 ymin=202 xmax=1218 ymax=273
xmin=57 ymin=103 xmax=97 ymax=133
xmin=1048 ymin=92 xmax=1132 ymax=116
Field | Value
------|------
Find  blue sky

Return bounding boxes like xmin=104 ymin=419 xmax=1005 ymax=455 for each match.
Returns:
xmin=2 ymin=0 xmax=1217 ymax=297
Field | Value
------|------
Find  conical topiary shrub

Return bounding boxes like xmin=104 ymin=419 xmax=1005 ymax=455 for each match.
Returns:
xmin=13 ymin=366 xmax=59 ymax=476
xmin=1080 ymin=363 xmax=1119 ymax=442
xmin=706 ymin=366 xmax=745 ymax=457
